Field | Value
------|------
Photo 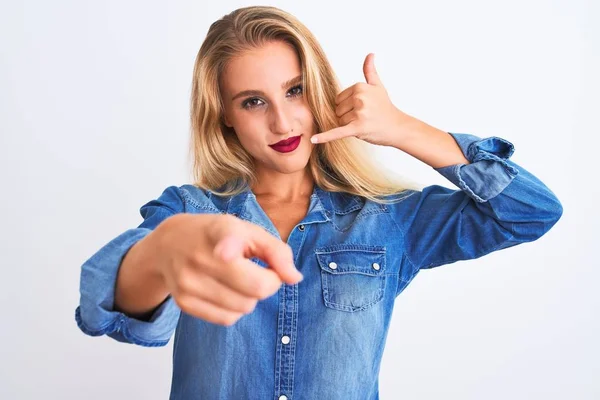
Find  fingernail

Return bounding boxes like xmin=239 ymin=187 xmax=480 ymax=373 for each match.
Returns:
xmin=310 ymin=136 xmax=318 ymax=144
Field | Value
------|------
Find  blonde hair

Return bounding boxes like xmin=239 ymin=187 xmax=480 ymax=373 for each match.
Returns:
xmin=189 ymin=5 xmax=419 ymax=204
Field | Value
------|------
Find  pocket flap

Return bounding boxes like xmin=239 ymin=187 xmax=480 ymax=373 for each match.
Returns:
xmin=315 ymin=245 xmax=386 ymax=276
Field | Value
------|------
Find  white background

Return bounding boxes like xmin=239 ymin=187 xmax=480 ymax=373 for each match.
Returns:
xmin=1 ymin=0 xmax=597 ymax=399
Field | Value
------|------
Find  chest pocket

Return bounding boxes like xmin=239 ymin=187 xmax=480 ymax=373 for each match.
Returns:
xmin=315 ymin=245 xmax=386 ymax=312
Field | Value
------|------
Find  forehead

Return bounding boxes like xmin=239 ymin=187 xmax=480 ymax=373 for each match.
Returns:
xmin=221 ymin=41 xmax=302 ymax=93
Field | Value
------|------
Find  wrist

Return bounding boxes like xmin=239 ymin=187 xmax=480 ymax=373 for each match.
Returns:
xmin=391 ymin=113 xmax=425 ymax=151
xmin=145 ymin=223 xmax=171 ymax=289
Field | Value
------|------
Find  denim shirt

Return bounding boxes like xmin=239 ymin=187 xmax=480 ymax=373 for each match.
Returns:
xmin=75 ymin=132 xmax=562 ymax=400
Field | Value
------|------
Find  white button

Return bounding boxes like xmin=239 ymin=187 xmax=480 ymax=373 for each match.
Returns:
xmin=281 ymin=335 xmax=290 ymax=345
xmin=329 ymin=261 xmax=337 ymax=270
xmin=372 ymin=262 xmax=380 ymax=270
xmin=279 ymin=396 xmax=288 ymax=400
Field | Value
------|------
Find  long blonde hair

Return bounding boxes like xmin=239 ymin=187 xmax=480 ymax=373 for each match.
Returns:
xmin=189 ymin=5 xmax=419 ymax=204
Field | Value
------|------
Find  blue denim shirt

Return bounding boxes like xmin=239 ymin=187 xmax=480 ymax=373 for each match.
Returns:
xmin=75 ymin=132 xmax=562 ymax=400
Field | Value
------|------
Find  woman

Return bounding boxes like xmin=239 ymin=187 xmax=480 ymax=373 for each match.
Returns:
xmin=75 ymin=5 xmax=563 ymax=399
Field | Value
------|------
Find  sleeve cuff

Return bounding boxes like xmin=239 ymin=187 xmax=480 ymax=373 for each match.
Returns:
xmin=75 ymin=295 xmax=179 ymax=347
xmin=434 ymin=132 xmax=519 ymax=203
xmin=75 ymin=228 xmax=180 ymax=347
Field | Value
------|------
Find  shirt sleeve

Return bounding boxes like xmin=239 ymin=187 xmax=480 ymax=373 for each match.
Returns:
xmin=74 ymin=185 xmax=186 ymax=347
xmin=388 ymin=132 xmax=563 ymax=273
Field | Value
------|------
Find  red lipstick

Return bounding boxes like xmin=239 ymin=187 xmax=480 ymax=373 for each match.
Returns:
xmin=269 ymin=135 xmax=301 ymax=153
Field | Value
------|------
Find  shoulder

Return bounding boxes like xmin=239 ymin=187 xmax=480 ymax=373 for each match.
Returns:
xmin=326 ymin=188 xmax=424 ymax=219
xmin=141 ymin=184 xmax=223 ymax=215
xmin=376 ymin=185 xmax=459 ymax=225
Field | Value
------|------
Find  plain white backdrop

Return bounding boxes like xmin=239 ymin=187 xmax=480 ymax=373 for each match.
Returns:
xmin=1 ymin=0 xmax=597 ymax=399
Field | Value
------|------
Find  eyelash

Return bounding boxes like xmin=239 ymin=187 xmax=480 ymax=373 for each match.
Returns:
xmin=241 ymin=84 xmax=304 ymax=110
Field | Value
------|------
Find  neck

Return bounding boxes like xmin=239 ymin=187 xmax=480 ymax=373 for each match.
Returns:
xmin=251 ymin=167 xmax=314 ymax=203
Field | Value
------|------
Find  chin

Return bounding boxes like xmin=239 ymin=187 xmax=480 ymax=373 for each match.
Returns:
xmin=276 ymin=161 xmax=309 ymax=174
xmin=272 ymin=154 xmax=311 ymax=173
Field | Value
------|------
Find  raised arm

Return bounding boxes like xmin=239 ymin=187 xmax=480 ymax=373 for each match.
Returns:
xmin=387 ymin=131 xmax=562 ymax=274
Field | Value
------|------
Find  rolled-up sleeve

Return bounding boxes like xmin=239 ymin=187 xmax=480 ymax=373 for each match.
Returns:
xmin=434 ymin=133 xmax=519 ymax=203
xmin=387 ymin=132 xmax=563 ymax=274
xmin=75 ymin=186 xmax=186 ymax=347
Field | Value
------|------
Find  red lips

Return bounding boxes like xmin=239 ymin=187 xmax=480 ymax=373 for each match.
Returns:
xmin=269 ymin=135 xmax=301 ymax=153
xmin=271 ymin=135 xmax=301 ymax=146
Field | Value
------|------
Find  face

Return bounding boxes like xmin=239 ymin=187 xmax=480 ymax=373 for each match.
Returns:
xmin=220 ymin=40 xmax=317 ymax=174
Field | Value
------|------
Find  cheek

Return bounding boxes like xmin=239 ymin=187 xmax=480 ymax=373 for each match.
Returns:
xmin=232 ymin=120 xmax=264 ymax=148
xmin=230 ymin=110 xmax=261 ymax=133
xmin=295 ymin=104 xmax=316 ymax=129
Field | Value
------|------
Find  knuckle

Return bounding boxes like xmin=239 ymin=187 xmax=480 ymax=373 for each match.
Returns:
xmin=175 ymin=268 xmax=191 ymax=292
xmin=265 ymin=279 xmax=281 ymax=298
xmin=174 ymin=294 xmax=192 ymax=312
xmin=262 ymin=245 xmax=276 ymax=263
xmin=188 ymin=250 xmax=207 ymax=269
xmin=242 ymin=299 xmax=258 ymax=314
xmin=253 ymin=279 xmax=275 ymax=300
xmin=252 ymin=280 xmax=269 ymax=299
xmin=220 ymin=313 xmax=241 ymax=326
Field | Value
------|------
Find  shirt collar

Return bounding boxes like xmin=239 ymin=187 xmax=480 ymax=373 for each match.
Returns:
xmin=207 ymin=182 xmax=365 ymax=235
xmin=227 ymin=183 xmax=328 ymax=225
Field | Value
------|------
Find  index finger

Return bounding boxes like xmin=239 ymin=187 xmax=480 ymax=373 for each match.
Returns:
xmin=244 ymin=222 xmax=301 ymax=283
xmin=213 ymin=222 xmax=301 ymax=284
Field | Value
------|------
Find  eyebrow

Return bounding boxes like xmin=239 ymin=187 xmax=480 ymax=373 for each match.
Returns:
xmin=231 ymin=75 xmax=303 ymax=101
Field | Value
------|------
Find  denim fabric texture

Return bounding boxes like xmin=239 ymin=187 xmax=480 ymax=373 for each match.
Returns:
xmin=75 ymin=132 xmax=563 ymax=399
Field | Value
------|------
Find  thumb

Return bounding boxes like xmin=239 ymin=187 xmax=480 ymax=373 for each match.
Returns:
xmin=363 ymin=53 xmax=383 ymax=87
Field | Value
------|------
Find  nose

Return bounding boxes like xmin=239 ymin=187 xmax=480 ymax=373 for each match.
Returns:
xmin=269 ymin=102 xmax=293 ymax=135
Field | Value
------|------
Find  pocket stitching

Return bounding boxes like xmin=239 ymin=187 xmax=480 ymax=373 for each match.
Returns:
xmin=316 ymin=247 xmax=386 ymax=312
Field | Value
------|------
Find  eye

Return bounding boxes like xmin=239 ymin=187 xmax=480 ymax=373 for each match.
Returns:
xmin=287 ymin=84 xmax=303 ymax=97
xmin=241 ymin=85 xmax=304 ymax=111
xmin=242 ymin=97 xmax=264 ymax=110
